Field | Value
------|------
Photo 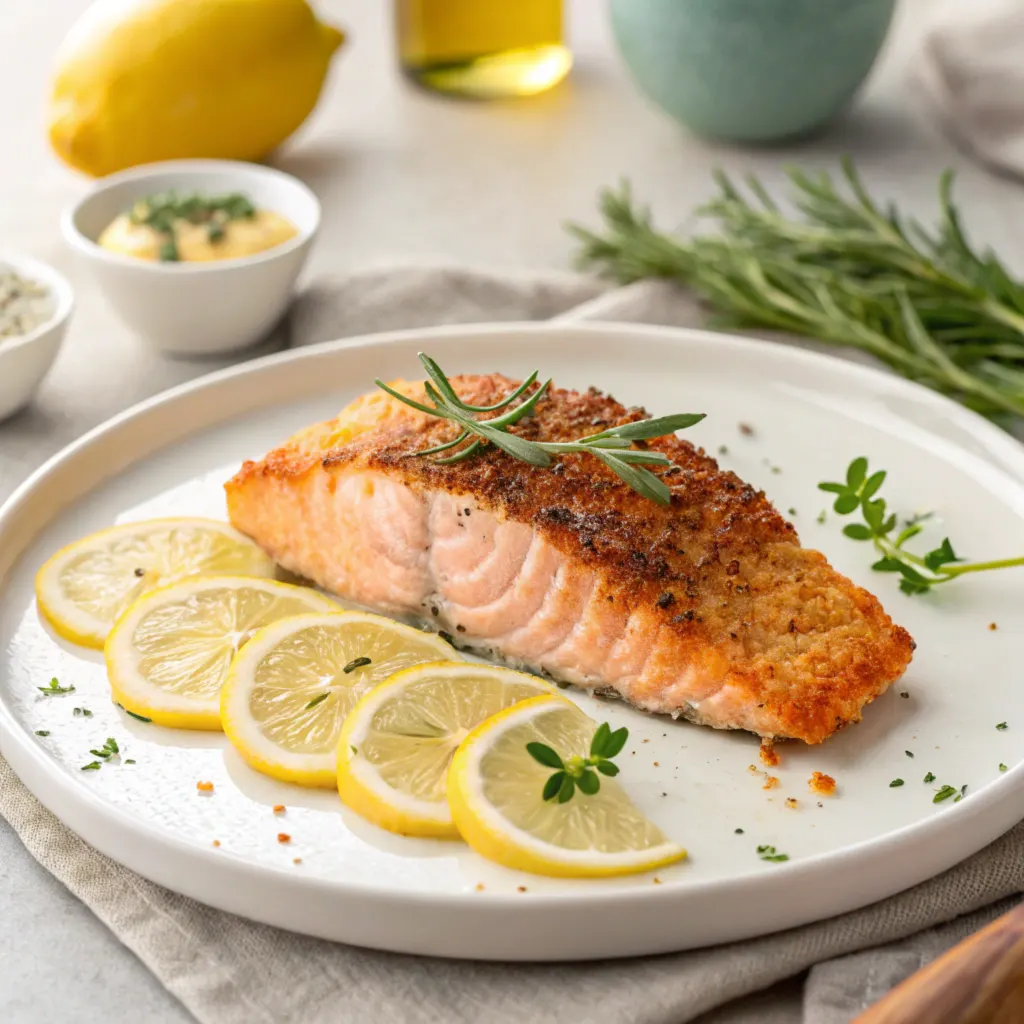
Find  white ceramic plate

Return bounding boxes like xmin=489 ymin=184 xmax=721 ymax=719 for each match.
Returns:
xmin=2 ymin=323 xmax=1024 ymax=961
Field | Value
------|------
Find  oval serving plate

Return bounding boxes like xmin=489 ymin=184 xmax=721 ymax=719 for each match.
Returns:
xmin=2 ymin=322 xmax=1024 ymax=960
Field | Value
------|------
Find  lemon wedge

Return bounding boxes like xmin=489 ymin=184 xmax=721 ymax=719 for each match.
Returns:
xmin=36 ymin=517 xmax=278 ymax=649
xmin=336 ymin=662 xmax=557 ymax=838
xmin=220 ymin=613 xmax=457 ymax=788
xmin=105 ymin=577 xmax=337 ymax=729
xmin=448 ymin=695 xmax=687 ymax=878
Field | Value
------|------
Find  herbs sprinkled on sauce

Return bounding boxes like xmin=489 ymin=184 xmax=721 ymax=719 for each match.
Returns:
xmin=73 ymin=707 xmax=92 ymax=717
xmin=34 ymin=730 xmax=49 ymax=737
xmin=129 ymin=190 xmax=257 ymax=262
xmin=80 ymin=761 xmax=101 ymax=771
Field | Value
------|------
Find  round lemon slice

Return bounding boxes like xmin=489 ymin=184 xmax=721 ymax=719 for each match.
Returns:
xmin=105 ymin=577 xmax=338 ymax=729
xmin=336 ymin=662 xmax=558 ymax=838
xmin=36 ymin=517 xmax=278 ymax=649
xmin=220 ymin=613 xmax=457 ymax=788
xmin=448 ymin=695 xmax=687 ymax=878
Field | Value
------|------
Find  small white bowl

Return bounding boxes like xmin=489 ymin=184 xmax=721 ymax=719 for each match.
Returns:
xmin=62 ymin=160 xmax=320 ymax=357
xmin=0 ymin=254 xmax=74 ymax=422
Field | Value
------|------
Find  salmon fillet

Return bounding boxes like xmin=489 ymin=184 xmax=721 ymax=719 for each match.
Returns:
xmin=226 ymin=374 xmax=914 ymax=744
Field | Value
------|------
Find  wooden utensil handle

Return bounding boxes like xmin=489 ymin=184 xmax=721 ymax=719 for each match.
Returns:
xmin=854 ymin=901 xmax=1024 ymax=1024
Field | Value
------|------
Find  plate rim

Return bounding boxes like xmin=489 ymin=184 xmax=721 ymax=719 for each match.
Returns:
xmin=3 ymin=319 xmax=1024 ymax=958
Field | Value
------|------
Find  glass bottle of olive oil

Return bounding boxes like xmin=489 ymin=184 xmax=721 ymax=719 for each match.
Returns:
xmin=396 ymin=0 xmax=571 ymax=99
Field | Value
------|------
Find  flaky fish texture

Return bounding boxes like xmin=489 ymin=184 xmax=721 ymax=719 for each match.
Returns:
xmin=226 ymin=374 xmax=914 ymax=744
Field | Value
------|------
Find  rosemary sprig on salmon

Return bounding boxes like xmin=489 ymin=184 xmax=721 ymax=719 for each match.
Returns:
xmin=226 ymin=370 xmax=914 ymax=744
xmin=376 ymin=353 xmax=705 ymax=505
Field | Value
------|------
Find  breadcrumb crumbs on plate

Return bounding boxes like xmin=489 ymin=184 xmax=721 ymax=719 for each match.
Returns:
xmin=747 ymin=764 xmax=760 ymax=774
xmin=989 ymin=622 xmax=998 ymax=631
xmin=653 ymin=761 xmax=660 ymax=767
xmin=516 ymin=886 xmax=527 ymax=893
xmin=652 ymin=877 xmax=662 ymax=885
xmin=211 ymin=839 xmax=221 ymax=848
xmin=273 ymin=804 xmax=286 ymax=813
xmin=763 ymin=775 xmax=780 ymax=790
xmin=196 ymin=780 xmax=214 ymax=793
xmin=292 ymin=857 xmax=302 ymax=865
xmin=809 ymin=771 xmax=836 ymax=796
xmin=739 ymin=423 xmax=755 ymax=436
xmin=277 ymin=833 xmax=291 ymax=844
xmin=475 ymin=883 xmax=485 ymax=892
xmin=785 ymin=798 xmax=798 ymax=809
xmin=759 ymin=741 xmax=781 ymax=767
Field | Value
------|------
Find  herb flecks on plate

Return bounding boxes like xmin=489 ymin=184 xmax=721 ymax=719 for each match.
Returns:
xmin=527 ymin=721 xmax=628 ymax=803
xmin=38 ymin=677 xmax=74 ymax=696
xmin=757 ymin=845 xmax=789 ymax=863
xmin=377 ymin=353 xmax=705 ymax=505
xmin=569 ymin=161 xmax=1024 ymax=422
xmin=820 ymin=457 xmax=1024 ymax=594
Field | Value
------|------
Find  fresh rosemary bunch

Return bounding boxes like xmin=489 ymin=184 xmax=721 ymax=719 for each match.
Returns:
xmin=375 ymin=353 xmax=704 ymax=504
xmin=820 ymin=457 xmax=1024 ymax=594
xmin=527 ymin=721 xmax=629 ymax=803
xmin=569 ymin=160 xmax=1024 ymax=423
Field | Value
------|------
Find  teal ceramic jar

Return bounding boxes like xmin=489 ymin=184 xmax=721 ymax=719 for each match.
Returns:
xmin=610 ymin=0 xmax=897 ymax=143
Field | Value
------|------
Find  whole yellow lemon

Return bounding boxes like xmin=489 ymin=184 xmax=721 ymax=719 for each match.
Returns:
xmin=48 ymin=0 xmax=345 ymax=177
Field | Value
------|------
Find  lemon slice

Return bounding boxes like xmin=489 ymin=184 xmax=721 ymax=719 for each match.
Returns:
xmin=448 ymin=695 xmax=687 ymax=878
xmin=336 ymin=662 xmax=558 ymax=838
xmin=105 ymin=577 xmax=337 ymax=729
xmin=36 ymin=518 xmax=278 ymax=649
xmin=220 ymin=613 xmax=457 ymax=788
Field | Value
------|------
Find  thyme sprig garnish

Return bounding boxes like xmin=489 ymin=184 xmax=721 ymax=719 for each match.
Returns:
xmin=820 ymin=457 xmax=1024 ymax=594
xmin=569 ymin=161 xmax=1024 ymax=423
xmin=376 ymin=353 xmax=704 ymax=505
xmin=528 ymin=722 xmax=628 ymax=803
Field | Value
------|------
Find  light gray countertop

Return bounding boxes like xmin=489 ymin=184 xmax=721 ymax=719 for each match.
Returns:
xmin=1 ymin=1 xmax=1020 ymax=1020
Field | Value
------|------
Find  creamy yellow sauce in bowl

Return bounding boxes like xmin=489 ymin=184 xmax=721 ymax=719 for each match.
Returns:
xmin=97 ymin=191 xmax=298 ymax=264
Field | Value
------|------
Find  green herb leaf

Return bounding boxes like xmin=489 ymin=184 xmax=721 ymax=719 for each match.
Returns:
xmin=862 ymin=470 xmax=887 ymax=499
xmin=905 ymin=750 xmax=914 ymax=758
xmin=1000 ymin=764 xmax=1008 ymax=772
xmin=35 ymin=730 xmax=50 ymax=737
xmin=305 ymin=693 xmax=330 ymax=710
xmin=933 ymin=784 xmax=958 ymax=803
xmin=542 ymin=771 xmax=566 ymax=801
xmin=527 ymin=742 xmax=564 ymax=769
xmin=80 ymin=761 xmax=101 ymax=771
xmin=603 ymin=413 xmax=706 ymax=440
xmin=39 ymin=677 xmax=74 ymax=695
xmin=73 ymin=707 xmax=92 ymax=717
xmin=596 ymin=760 xmax=620 ymax=777
xmin=843 ymin=524 xmax=873 ymax=541
xmin=597 ymin=725 xmax=629 ymax=759
xmin=576 ymin=769 xmax=600 ymax=795
xmin=556 ymin=774 xmax=576 ymax=803
xmin=125 ymin=759 xmax=136 ymax=764
xmin=924 ymin=771 xmax=936 ymax=783
xmin=756 ymin=845 xmax=789 ymax=862
xmin=996 ymin=722 xmax=1008 ymax=730
xmin=833 ymin=493 xmax=860 ymax=515
xmin=846 ymin=458 xmax=868 ymax=490
xmin=889 ymin=779 xmax=904 ymax=787
xmin=589 ymin=722 xmax=612 ymax=758
xmin=343 ymin=657 xmax=372 ymax=674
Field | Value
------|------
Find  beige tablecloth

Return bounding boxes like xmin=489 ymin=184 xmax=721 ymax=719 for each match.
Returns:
xmin=2 ymin=266 xmax=1022 ymax=1024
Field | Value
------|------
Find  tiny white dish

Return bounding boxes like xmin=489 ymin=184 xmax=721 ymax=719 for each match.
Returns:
xmin=0 ymin=253 xmax=74 ymax=422
xmin=61 ymin=160 xmax=320 ymax=358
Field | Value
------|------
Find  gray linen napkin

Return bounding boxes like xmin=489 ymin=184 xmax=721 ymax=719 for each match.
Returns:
xmin=915 ymin=0 xmax=1024 ymax=179
xmin=2 ymin=266 xmax=1022 ymax=1024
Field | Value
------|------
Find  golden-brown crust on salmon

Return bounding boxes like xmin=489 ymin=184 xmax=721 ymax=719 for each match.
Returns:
xmin=228 ymin=374 xmax=914 ymax=744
